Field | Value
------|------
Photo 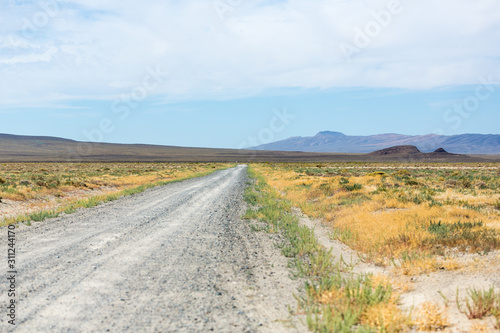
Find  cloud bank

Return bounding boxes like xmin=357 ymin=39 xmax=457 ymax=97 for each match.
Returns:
xmin=1 ymin=0 xmax=499 ymax=106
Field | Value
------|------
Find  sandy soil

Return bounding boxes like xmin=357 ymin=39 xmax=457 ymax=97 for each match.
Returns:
xmin=0 ymin=166 xmax=305 ymax=332
xmin=293 ymin=208 xmax=500 ymax=332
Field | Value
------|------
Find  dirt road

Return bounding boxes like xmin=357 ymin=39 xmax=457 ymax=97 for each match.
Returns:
xmin=2 ymin=165 xmax=303 ymax=332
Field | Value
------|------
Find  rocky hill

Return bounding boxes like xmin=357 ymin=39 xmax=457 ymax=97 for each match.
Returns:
xmin=368 ymin=145 xmax=470 ymax=160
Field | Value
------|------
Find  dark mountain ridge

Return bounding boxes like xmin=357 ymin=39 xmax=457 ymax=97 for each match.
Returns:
xmin=252 ymin=131 xmax=500 ymax=154
xmin=368 ymin=145 xmax=466 ymax=160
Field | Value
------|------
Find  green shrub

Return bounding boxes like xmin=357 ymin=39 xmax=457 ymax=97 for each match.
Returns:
xmin=428 ymin=220 xmax=483 ymax=235
xmin=405 ymin=179 xmax=419 ymax=186
xmin=339 ymin=177 xmax=350 ymax=185
xmin=425 ymin=220 xmax=499 ymax=252
xmin=344 ymin=183 xmax=362 ymax=191
xmin=457 ymin=286 xmax=497 ymax=319
xmin=243 ymin=188 xmax=259 ymax=206
xmin=319 ymin=182 xmax=335 ymax=196
xmin=29 ymin=210 xmax=59 ymax=222
xmin=64 ymin=206 xmax=77 ymax=214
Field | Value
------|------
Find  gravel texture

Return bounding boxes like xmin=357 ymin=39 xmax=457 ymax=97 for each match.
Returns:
xmin=1 ymin=165 xmax=304 ymax=332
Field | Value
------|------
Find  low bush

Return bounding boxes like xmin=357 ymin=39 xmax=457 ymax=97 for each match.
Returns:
xmin=339 ymin=177 xmax=350 ymax=185
xmin=457 ymin=286 xmax=498 ymax=319
xmin=29 ymin=210 xmax=59 ymax=222
xmin=425 ymin=220 xmax=499 ymax=252
xmin=344 ymin=183 xmax=362 ymax=191
xmin=404 ymin=179 xmax=420 ymax=186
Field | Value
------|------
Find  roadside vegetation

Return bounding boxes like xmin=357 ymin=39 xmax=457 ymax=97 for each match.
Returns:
xmin=0 ymin=162 xmax=232 ymax=226
xmin=245 ymin=166 xmax=410 ymax=332
xmin=245 ymin=163 xmax=500 ymax=332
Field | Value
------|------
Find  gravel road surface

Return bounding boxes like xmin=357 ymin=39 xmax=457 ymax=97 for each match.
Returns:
xmin=1 ymin=165 xmax=304 ymax=332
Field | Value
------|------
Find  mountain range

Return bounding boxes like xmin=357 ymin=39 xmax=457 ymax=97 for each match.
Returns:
xmin=0 ymin=133 xmax=497 ymax=162
xmin=251 ymin=131 xmax=500 ymax=154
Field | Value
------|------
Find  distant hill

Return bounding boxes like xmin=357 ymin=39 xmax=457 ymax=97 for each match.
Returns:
xmin=0 ymin=133 xmax=493 ymax=163
xmin=0 ymin=133 xmax=349 ymax=163
xmin=368 ymin=145 xmax=470 ymax=161
xmin=251 ymin=131 xmax=500 ymax=154
xmin=368 ymin=145 xmax=422 ymax=156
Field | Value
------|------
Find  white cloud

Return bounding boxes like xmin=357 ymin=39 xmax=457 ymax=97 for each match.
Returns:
xmin=0 ymin=0 xmax=499 ymax=106
xmin=0 ymin=45 xmax=57 ymax=64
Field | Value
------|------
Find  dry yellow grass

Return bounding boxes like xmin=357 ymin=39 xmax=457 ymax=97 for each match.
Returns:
xmin=311 ymin=284 xmax=408 ymax=332
xmin=254 ymin=163 xmax=500 ymax=265
xmin=414 ymin=302 xmax=449 ymax=331
xmin=0 ymin=162 xmax=232 ymax=224
xmin=314 ymin=288 xmax=343 ymax=305
xmin=399 ymin=257 xmax=462 ymax=276
xmin=361 ymin=302 xmax=409 ymax=332
xmin=371 ymin=274 xmax=413 ymax=302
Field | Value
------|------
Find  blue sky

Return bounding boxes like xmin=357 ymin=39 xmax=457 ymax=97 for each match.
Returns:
xmin=1 ymin=0 xmax=499 ymax=148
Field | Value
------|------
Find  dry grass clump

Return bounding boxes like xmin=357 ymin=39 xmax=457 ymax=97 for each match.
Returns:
xmin=360 ymin=275 xmax=410 ymax=331
xmin=308 ymin=275 xmax=409 ymax=332
xmin=361 ymin=302 xmax=409 ymax=332
xmin=414 ymin=302 xmax=449 ymax=331
xmin=398 ymin=256 xmax=461 ymax=276
xmin=457 ymin=286 xmax=500 ymax=320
